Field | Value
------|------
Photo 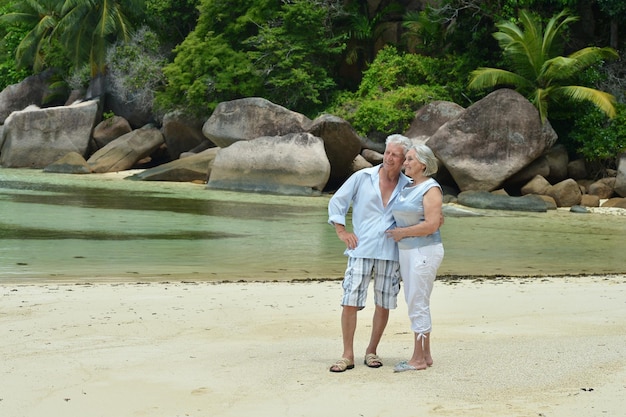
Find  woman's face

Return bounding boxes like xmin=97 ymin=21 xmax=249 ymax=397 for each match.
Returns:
xmin=403 ymin=149 xmax=425 ymax=179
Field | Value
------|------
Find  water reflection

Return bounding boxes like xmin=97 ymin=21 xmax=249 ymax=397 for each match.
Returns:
xmin=1 ymin=168 xmax=624 ymax=283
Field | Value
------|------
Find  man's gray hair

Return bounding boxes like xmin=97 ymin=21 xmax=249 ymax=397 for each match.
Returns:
xmin=385 ymin=134 xmax=412 ymax=154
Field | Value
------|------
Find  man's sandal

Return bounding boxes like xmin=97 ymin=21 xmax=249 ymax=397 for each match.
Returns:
xmin=364 ymin=353 xmax=383 ymax=368
xmin=329 ymin=358 xmax=355 ymax=373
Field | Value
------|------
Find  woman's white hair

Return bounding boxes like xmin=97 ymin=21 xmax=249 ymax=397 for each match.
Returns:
xmin=411 ymin=144 xmax=439 ymax=176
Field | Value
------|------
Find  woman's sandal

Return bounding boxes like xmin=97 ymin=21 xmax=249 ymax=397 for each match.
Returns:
xmin=364 ymin=353 xmax=383 ymax=368
xmin=329 ymin=358 xmax=355 ymax=373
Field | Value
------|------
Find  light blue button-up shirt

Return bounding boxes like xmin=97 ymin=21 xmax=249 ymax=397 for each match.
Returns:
xmin=328 ymin=165 xmax=411 ymax=261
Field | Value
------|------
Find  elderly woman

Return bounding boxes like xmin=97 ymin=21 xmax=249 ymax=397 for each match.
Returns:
xmin=386 ymin=143 xmax=445 ymax=372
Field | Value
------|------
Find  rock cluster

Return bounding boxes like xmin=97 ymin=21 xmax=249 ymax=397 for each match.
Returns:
xmin=0 ymin=76 xmax=625 ymax=211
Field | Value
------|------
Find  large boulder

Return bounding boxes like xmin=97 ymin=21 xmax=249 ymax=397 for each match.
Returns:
xmin=162 ymin=111 xmax=210 ymax=159
xmin=588 ymin=177 xmax=616 ymax=199
xmin=427 ymin=89 xmax=558 ymax=191
xmin=128 ymin=148 xmax=219 ymax=182
xmin=0 ymin=100 xmax=98 ymax=168
xmin=520 ymin=175 xmax=551 ymax=196
xmin=0 ymin=70 xmax=56 ymax=124
xmin=202 ymin=97 xmax=311 ymax=148
xmin=545 ymin=178 xmax=582 ymax=207
xmin=544 ymin=144 xmax=569 ymax=184
xmin=207 ymin=132 xmax=330 ymax=195
xmin=405 ymin=100 xmax=464 ymax=138
xmin=306 ymin=114 xmax=361 ymax=190
xmin=43 ymin=152 xmax=92 ymax=174
xmin=92 ymin=115 xmax=132 ymax=149
xmin=87 ymin=126 xmax=165 ymax=173
xmin=457 ymin=190 xmax=548 ymax=212
xmin=504 ymin=155 xmax=551 ymax=188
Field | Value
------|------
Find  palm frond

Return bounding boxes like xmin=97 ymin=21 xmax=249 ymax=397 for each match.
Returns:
xmin=542 ymin=9 xmax=577 ymax=58
xmin=468 ymin=67 xmax=532 ymax=91
xmin=556 ymin=86 xmax=617 ymax=118
xmin=531 ymin=87 xmax=550 ymax=123
xmin=568 ymin=46 xmax=619 ymax=67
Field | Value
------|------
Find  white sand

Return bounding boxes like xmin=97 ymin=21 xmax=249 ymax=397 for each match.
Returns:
xmin=1 ymin=275 xmax=625 ymax=417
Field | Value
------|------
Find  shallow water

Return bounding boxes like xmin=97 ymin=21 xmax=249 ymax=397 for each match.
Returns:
xmin=1 ymin=168 xmax=624 ymax=283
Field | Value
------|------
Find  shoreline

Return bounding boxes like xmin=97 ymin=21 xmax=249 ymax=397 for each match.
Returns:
xmin=2 ymin=274 xmax=625 ymax=417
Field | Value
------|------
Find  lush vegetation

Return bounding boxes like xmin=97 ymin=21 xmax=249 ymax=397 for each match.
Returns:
xmin=0 ymin=0 xmax=624 ymax=165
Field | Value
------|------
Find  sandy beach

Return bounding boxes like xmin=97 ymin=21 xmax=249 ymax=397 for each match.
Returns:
xmin=1 ymin=275 xmax=625 ymax=417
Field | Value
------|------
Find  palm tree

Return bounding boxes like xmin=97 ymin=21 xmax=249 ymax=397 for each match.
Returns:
xmin=59 ymin=0 xmax=144 ymax=78
xmin=1 ymin=0 xmax=143 ymax=78
xmin=0 ymin=0 xmax=63 ymax=72
xmin=468 ymin=9 xmax=619 ymax=122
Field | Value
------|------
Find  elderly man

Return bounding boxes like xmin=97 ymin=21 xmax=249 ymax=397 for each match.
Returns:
xmin=328 ymin=134 xmax=412 ymax=372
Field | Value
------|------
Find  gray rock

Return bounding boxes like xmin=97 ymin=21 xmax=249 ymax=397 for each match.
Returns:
xmin=457 ymin=190 xmax=548 ymax=212
xmin=128 ymin=148 xmax=219 ymax=182
xmin=202 ymin=97 xmax=311 ymax=148
xmin=92 ymin=116 xmax=132 ymax=149
xmin=351 ymin=154 xmax=373 ymax=172
xmin=580 ymin=194 xmax=600 ymax=207
xmin=0 ymin=70 xmax=55 ymax=124
xmin=87 ymin=126 xmax=165 ymax=173
xmin=306 ymin=114 xmax=361 ymax=189
xmin=43 ymin=152 xmax=92 ymax=174
xmin=427 ymin=89 xmax=557 ymax=192
xmin=601 ymin=197 xmax=626 ymax=209
xmin=405 ymin=100 xmax=464 ymax=138
xmin=567 ymin=159 xmax=588 ymax=180
xmin=521 ymin=175 xmax=551 ymax=196
xmin=545 ymin=178 xmax=582 ymax=207
xmin=588 ymin=177 xmax=616 ymax=199
xmin=361 ymin=149 xmax=383 ymax=165
xmin=505 ymin=155 xmax=551 ymax=187
xmin=442 ymin=205 xmax=483 ymax=217
xmin=570 ymin=205 xmax=589 ymax=213
xmin=544 ymin=144 xmax=569 ymax=184
xmin=162 ymin=111 xmax=209 ymax=159
xmin=0 ymin=100 xmax=98 ymax=168
xmin=207 ymin=133 xmax=330 ymax=195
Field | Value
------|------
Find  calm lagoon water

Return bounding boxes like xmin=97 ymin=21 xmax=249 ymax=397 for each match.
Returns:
xmin=1 ymin=168 xmax=624 ymax=283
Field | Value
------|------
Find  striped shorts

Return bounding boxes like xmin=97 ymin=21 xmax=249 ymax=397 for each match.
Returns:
xmin=341 ymin=257 xmax=401 ymax=310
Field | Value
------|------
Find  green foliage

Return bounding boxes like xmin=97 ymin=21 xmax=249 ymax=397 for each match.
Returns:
xmin=0 ymin=0 xmax=64 ymax=72
xmin=154 ymin=30 xmax=260 ymax=117
xmin=0 ymin=21 xmax=29 ymax=89
xmin=468 ymin=9 xmax=618 ymax=122
xmin=330 ymin=46 xmax=453 ymax=139
xmin=60 ymin=0 xmax=145 ymax=77
xmin=336 ymin=85 xmax=452 ymax=139
xmin=156 ymin=0 xmax=348 ymax=117
xmin=144 ymin=0 xmax=200 ymax=45
xmin=596 ymin=0 xmax=626 ymax=17
xmin=245 ymin=0 xmax=346 ymax=115
xmin=0 ymin=0 xmax=144 ymax=78
xmin=571 ymin=103 xmax=626 ymax=163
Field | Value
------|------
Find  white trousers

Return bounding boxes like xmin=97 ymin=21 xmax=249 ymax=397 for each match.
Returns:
xmin=399 ymin=243 xmax=444 ymax=335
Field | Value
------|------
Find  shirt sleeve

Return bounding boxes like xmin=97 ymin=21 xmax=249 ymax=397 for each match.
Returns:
xmin=328 ymin=172 xmax=361 ymax=227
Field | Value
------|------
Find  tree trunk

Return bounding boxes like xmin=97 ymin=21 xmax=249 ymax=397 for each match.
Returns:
xmin=610 ymin=18 xmax=618 ymax=50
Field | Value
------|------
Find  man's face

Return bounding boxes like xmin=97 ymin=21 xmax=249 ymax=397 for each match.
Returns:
xmin=383 ymin=143 xmax=406 ymax=175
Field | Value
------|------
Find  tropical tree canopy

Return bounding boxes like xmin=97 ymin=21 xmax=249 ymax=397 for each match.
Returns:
xmin=0 ymin=0 xmax=144 ymax=77
xmin=468 ymin=9 xmax=619 ymax=122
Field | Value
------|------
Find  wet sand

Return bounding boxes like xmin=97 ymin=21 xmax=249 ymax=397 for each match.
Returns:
xmin=1 ymin=275 xmax=625 ymax=417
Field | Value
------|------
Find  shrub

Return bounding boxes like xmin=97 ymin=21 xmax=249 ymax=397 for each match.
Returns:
xmin=570 ymin=103 xmax=626 ymax=168
xmin=329 ymin=46 xmax=453 ymax=140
